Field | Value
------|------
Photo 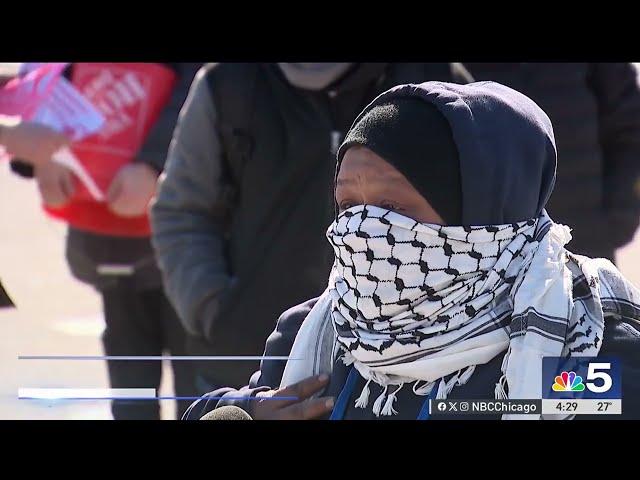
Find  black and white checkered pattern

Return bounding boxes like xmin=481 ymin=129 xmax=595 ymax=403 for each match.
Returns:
xmin=327 ymin=205 xmax=536 ymax=359
xmin=323 ymin=204 xmax=640 ymax=417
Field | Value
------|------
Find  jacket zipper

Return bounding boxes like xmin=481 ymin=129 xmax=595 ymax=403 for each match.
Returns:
xmin=327 ymin=69 xmax=388 ymax=156
xmin=328 ymin=89 xmax=342 ymax=155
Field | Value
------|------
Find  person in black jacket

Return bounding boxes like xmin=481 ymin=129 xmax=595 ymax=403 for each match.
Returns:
xmin=10 ymin=63 xmax=203 ymax=420
xmin=150 ymin=63 xmax=474 ymax=395
xmin=184 ymin=80 xmax=640 ymax=421
xmin=462 ymin=63 xmax=640 ymax=264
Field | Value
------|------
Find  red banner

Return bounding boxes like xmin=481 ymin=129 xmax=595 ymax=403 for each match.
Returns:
xmin=43 ymin=63 xmax=177 ymax=237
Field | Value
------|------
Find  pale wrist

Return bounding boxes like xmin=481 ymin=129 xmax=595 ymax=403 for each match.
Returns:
xmin=0 ymin=115 xmax=20 ymax=128
xmin=0 ymin=118 xmax=18 ymax=146
xmin=136 ymin=161 xmax=161 ymax=179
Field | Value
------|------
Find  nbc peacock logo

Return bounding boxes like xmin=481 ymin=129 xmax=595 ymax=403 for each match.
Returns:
xmin=552 ymin=371 xmax=585 ymax=392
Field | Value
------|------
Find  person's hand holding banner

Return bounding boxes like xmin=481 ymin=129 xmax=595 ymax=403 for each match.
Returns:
xmin=1 ymin=62 xmax=178 ymax=236
xmin=0 ymin=117 xmax=71 ymax=168
xmin=0 ymin=63 xmax=106 ymax=197
xmin=41 ymin=63 xmax=178 ymax=236
xmin=35 ymin=160 xmax=76 ymax=208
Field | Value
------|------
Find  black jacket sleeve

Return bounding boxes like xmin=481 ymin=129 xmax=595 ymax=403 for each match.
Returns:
xmin=577 ymin=317 xmax=640 ymax=420
xmin=588 ymin=63 xmax=640 ymax=247
xmin=149 ymin=65 xmax=237 ymax=340
xmin=133 ymin=63 xmax=202 ymax=173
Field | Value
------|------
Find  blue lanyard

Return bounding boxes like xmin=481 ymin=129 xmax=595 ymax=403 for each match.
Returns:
xmin=329 ymin=367 xmax=437 ymax=420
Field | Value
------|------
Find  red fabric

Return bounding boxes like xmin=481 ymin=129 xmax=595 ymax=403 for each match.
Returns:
xmin=43 ymin=63 xmax=177 ymax=237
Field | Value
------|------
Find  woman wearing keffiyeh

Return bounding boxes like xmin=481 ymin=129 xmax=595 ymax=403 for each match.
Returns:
xmin=184 ymin=81 xmax=640 ymax=421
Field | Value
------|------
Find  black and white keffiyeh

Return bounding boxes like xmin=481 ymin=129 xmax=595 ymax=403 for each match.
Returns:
xmin=279 ymin=204 xmax=640 ymax=419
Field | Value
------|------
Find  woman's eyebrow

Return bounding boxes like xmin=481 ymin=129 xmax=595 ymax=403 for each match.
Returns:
xmin=336 ymin=178 xmax=355 ymax=186
xmin=336 ymin=175 xmax=407 ymax=186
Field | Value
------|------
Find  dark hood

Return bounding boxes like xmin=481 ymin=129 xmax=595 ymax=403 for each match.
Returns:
xmin=337 ymin=81 xmax=558 ymax=226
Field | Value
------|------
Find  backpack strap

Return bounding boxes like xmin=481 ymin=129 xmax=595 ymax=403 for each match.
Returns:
xmin=204 ymin=63 xmax=261 ymax=212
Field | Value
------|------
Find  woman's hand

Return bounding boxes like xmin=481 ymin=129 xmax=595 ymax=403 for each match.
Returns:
xmin=0 ymin=119 xmax=71 ymax=167
xmin=250 ymin=374 xmax=334 ymax=420
xmin=106 ymin=163 xmax=159 ymax=217
xmin=35 ymin=161 xmax=76 ymax=208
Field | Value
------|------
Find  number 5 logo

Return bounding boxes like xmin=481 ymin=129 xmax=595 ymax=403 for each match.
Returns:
xmin=586 ymin=363 xmax=612 ymax=393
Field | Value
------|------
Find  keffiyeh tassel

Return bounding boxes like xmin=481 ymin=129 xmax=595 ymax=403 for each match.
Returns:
xmin=354 ymin=378 xmax=372 ymax=409
xmin=495 ymin=346 xmax=511 ymax=400
xmin=372 ymin=386 xmax=389 ymax=416
xmin=381 ymin=384 xmax=403 ymax=416
xmin=458 ymin=364 xmax=476 ymax=384
xmin=435 ymin=365 xmax=477 ymax=399
xmin=355 ymin=364 xmax=479 ymax=417
xmin=413 ymin=380 xmax=437 ymax=396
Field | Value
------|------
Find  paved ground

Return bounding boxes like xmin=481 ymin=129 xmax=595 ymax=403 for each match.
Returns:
xmin=1 ymin=159 xmax=640 ymax=420
xmin=0 ymin=163 xmax=175 ymax=419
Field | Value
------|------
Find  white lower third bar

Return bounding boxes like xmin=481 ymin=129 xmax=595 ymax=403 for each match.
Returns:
xmin=18 ymin=388 xmax=157 ymax=399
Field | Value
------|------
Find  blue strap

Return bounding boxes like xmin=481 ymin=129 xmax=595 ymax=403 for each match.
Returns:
xmin=330 ymin=367 xmax=437 ymax=420
xmin=329 ymin=367 xmax=359 ymax=420
xmin=417 ymin=386 xmax=438 ymax=420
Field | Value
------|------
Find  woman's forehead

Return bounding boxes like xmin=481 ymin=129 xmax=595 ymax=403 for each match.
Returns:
xmin=338 ymin=147 xmax=400 ymax=175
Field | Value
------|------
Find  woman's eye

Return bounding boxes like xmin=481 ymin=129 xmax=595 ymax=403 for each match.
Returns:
xmin=381 ymin=203 xmax=400 ymax=212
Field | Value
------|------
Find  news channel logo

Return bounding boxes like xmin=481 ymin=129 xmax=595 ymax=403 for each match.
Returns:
xmin=542 ymin=356 xmax=621 ymax=400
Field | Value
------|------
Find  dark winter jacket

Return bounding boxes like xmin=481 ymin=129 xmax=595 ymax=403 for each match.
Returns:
xmin=463 ymin=63 xmax=640 ymax=262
